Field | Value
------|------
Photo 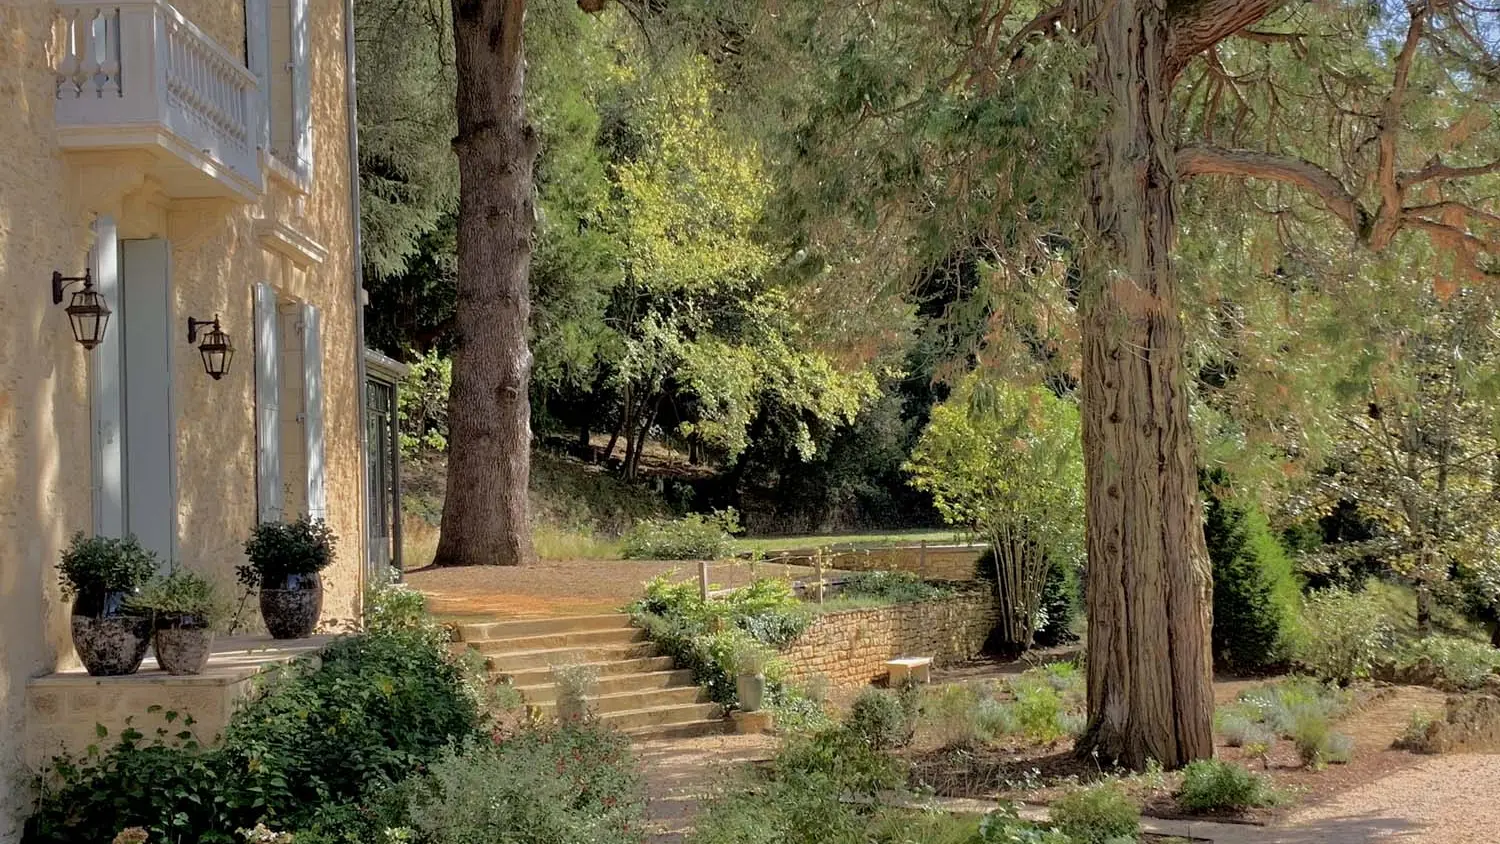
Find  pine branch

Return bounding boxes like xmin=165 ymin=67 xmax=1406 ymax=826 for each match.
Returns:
xmin=1164 ymin=0 xmax=1285 ymax=82
xmin=1177 ymin=146 xmax=1370 ymax=236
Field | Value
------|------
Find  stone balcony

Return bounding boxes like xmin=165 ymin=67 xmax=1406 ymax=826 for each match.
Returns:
xmin=25 ymin=635 xmax=329 ymax=769
xmin=53 ymin=0 xmax=263 ymax=202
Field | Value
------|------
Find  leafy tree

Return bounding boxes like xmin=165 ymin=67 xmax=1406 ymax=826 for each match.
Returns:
xmin=1300 ymin=281 xmax=1500 ymax=633
xmin=907 ymin=373 xmax=1084 ymax=653
xmin=689 ymin=0 xmax=1500 ymax=766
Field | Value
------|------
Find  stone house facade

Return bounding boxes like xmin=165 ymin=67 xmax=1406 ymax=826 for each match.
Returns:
xmin=0 ymin=0 xmax=366 ymax=833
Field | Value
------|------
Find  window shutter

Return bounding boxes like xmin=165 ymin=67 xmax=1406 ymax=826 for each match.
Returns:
xmin=302 ymin=302 xmax=326 ymax=519
xmin=90 ymin=214 xmax=124 ymax=538
xmin=290 ymin=0 xmax=312 ymax=176
xmin=244 ymin=0 xmax=271 ymax=153
xmin=255 ymin=283 xmax=283 ymax=522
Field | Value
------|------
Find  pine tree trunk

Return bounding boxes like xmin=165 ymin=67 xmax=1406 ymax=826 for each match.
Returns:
xmin=1070 ymin=0 xmax=1214 ymax=768
xmin=435 ymin=0 xmax=537 ymax=567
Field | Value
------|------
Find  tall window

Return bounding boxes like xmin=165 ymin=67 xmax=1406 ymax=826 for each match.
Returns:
xmin=246 ymin=0 xmax=312 ymax=180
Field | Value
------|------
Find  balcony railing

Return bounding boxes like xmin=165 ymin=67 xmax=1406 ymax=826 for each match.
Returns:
xmin=54 ymin=0 xmax=263 ymax=201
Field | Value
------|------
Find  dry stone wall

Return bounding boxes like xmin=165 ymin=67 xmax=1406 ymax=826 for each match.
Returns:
xmin=779 ymin=591 xmax=998 ymax=690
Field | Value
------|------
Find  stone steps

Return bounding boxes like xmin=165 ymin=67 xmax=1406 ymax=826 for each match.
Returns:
xmin=456 ymin=612 xmax=726 ymax=740
xmin=515 ymin=669 xmax=697 ymax=703
xmin=529 ymin=684 xmax=710 ymax=716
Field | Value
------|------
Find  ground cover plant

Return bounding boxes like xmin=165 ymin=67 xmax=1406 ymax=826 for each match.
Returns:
xmin=25 ymin=586 xmax=643 ymax=844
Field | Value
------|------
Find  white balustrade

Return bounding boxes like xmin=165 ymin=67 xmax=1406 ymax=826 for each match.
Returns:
xmin=53 ymin=0 xmax=263 ymax=199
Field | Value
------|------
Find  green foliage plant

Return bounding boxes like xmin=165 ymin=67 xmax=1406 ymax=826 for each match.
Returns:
xmin=836 ymin=570 xmax=953 ymax=604
xmin=25 ymin=585 xmax=480 ymax=843
xmin=921 ymin=684 xmax=987 ymax=750
xmin=1201 ymin=472 xmax=1301 ymax=673
xmin=1394 ymin=636 xmax=1500 ymax=691
xmin=620 ymin=509 xmax=741 ymax=561
xmin=907 ymin=375 xmax=1084 ymax=652
xmin=57 ymin=533 xmax=158 ymax=599
xmin=1293 ymin=588 xmax=1392 ymax=684
xmin=1177 ymin=759 xmax=1275 ymax=813
xmin=1047 ymin=783 xmax=1140 ymax=844
xmin=406 ymin=725 xmax=644 ymax=844
xmin=238 ymin=516 xmax=338 ymax=591
xmin=129 ymin=568 xmax=228 ymax=629
xmin=846 ymin=688 xmax=912 ymax=751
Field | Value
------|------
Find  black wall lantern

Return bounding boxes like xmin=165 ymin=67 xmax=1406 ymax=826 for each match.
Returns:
xmin=52 ymin=270 xmax=111 ymax=350
xmin=187 ymin=315 xmax=234 ymax=380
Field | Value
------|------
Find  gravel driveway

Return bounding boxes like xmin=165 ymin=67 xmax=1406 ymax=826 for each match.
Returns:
xmin=1275 ymin=754 xmax=1500 ymax=843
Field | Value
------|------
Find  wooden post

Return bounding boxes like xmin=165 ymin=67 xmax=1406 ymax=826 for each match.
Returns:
xmin=919 ymin=540 xmax=928 ymax=578
xmin=699 ymin=560 xmax=710 ymax=602
xmin=814 ymin=550 xmax=825 ymax=605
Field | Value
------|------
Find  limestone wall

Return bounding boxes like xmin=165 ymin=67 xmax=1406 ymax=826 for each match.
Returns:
xmin=0 ymin=0 xmax=363 ymax=834
xmin=779 ymin=592 xmax=998 ymax=690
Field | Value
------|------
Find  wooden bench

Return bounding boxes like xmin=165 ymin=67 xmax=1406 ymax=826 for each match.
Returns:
xmin=886 ymin=656 xmax=933 ymax=687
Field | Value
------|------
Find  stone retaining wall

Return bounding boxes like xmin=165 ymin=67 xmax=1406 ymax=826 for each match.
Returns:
xmin=779 ymin=591 xmax=997 ymax=689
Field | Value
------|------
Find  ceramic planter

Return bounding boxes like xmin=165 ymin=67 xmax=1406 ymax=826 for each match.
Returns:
xmin=259 ymin=571 xmax=323 ymax=639
xmin=736 ymin=673 xmax=766 ymax=713
xmin=71 ymin=588 xmax=152 ymax=676
xmin=154 ymin=615 xmax=214 ymax=675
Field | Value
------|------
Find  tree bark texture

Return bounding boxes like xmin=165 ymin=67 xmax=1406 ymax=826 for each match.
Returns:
xmin=435 ymin=0 xmax=537 ymax=567
xmin=1069 ymin=0 xmax=1215 ymax=768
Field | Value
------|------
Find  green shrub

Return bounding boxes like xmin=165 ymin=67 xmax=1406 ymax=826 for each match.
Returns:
xmin=239 ymin=516 xmax=338 ymax=590
xmin=1013 ymin=683 xmax=1067 ymax=744
xmin=1048 ymin=783 xmax=1140 ymax=844
xmin=57 ymin=532 xmax=158 ymax=598
xmin=630 ymin=576 xmax=804 ymax=706
xmin=1178 ymin=759 xmax=1273 ymax=812
xmin=974 ymin=698 xmax=1019 ymax=739
xmin=838 ymin=570 xmax=953 ymax=604
xmin=1233 ymin=677 xmax=1350 ymax=738
xmin=692 ymin=728 xmax=906 ymax=844
xmin=621 ymin=509 xmax=740 ymax=560
xmin=847 ymin=688 xmax=912 ymax=750
xmin=1202 ymin=476 xmax=1301 ymax=674
xmin=1396 ymin=710 xmax=1439 ymax=752
xmin=1396 ymin=636 xmax=1500 ymax=691
xmin=1294 ymin=588 xmax=1392 ymax=684
xmin=405 ymin=725 xmax=643 ymax=844
xmin=25 ymin=588 xmax=480 ymax=844
xmin=975 ymin=549 xmax=1082 ymax=647
xmin=1290 ymin=708 xmax=1332 ymax=768
xmin=921 ymin=684 xmax=987 ymax=750
xmin=739 ymin=606 xmax=815 ymax=648
xmin=129 ymin=567 xmax=229 ymax=629
xmin=1324 ymin=732 xmax=1355 ymax=764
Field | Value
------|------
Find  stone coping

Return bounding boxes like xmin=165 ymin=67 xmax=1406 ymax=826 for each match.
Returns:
xmin=30 ymin=634 xmax=334 ymax=688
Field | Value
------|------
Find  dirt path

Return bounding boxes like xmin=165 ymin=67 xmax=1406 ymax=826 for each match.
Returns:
xmin=636 ymin=733 xmax=779 ymax=843
xmin=406 ymin=559 xmax=817 ymax=622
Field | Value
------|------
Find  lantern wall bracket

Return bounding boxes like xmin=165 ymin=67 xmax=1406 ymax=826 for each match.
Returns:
xmin=187 ymin=316 xmax=217 ymax=343
xmin=52 ymin=270 xmax=92 ymax=304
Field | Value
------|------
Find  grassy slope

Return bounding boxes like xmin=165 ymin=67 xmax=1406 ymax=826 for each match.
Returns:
xmin=733 ymin=529 xmax=969 ymax=554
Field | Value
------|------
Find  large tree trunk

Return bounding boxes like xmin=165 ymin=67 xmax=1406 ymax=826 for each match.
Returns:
xmin=434 ymin=0 xmax=537 ymax=567
xmin=1070 ymin=0 xmax=1215 ymax=768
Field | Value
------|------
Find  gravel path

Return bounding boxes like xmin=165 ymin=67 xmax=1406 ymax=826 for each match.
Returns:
xmin=1274 ymin=754 xmax=1500 ymax=843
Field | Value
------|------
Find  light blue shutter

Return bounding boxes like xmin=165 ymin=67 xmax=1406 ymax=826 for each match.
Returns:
xmin=302 ymin=303 xmax=326 ymax=519
xmin=255 ymin=283 xmax=283 ymax=522
xmin=244 ymin=0 xmax=271 ymax=154
xmin=90 ymin=215 xmax=124 ymax=538
xmin=290 ymin=0 xmax=312 ymax=176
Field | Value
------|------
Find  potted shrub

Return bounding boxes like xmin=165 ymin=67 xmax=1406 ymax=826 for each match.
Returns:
xmin=130 ymin=568 xmax=227 ymax=675
xmin=731 ymin=640 xmax=771 ymax=713
xmin=58 ymin=533 xmax=157 ymax=676
xmin=240 ymin=517 xmax=337 ymax=639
